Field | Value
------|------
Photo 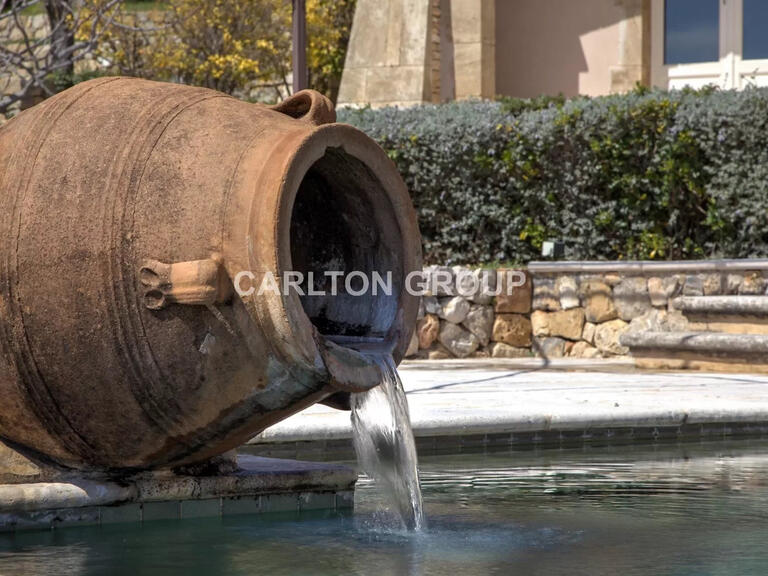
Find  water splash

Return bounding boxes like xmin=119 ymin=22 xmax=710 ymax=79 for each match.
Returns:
xmin=351 ymin=354 xmax=425 ymax=531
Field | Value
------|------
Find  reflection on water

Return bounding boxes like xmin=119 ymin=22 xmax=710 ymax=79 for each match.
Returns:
xmin=4 ymin=440 xmax=768 ymax=575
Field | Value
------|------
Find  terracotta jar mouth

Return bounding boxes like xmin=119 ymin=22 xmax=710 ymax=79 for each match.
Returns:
xmin=249 ymin=123 xmax=421 ymax=372
xmin=289 ymin=145 xmax=403 ymax=340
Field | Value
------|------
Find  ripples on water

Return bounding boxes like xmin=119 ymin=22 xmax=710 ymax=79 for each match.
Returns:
xmin=4 ymin=442 xmax=768 ymax=575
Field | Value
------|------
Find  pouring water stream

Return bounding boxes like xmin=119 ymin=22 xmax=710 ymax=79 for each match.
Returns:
xmin=350 ymin=353 xmax=425 ymax=531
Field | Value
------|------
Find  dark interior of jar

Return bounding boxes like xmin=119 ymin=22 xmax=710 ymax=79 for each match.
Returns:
xmin=289 ymin=147 xmax=403 ymax=340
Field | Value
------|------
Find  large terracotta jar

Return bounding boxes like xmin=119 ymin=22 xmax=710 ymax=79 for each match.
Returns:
xmin=0 ymin=78 xmax=421 ymax=472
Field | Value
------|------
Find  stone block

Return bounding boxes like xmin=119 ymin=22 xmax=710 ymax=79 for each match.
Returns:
xmin=556 ymin=275 xmax=580 ymax=309
xmin=604 ymin=273 xmax=622 ymax=286
xmin=385 ymin=0 xmax=406 ymax=65
xmin=664 ymin=309 xmax=690 ymax=332
xmin=489 ymin=342 xmax=530 ymax=358
xmin=365 ymin=66 xmax=427 ymax=104
xmin=626 ymin=309 xmax=689 ymax=335
xmin=582 ymin=322 xmax=596 ymax=344
xmin=462 ymin=304 xmax=495 ymax=346
xmin=438 ymin=296 xmax=471 ymax=324
xmin=532 ymin=276 xmax=560 ymax=311
xmin=428 ymin=343 xmax=453 ymax=360
xmin=0 ymin=457 xmax=356 ymax=530
xmin=725 ymin=274 xmax=743 ymax=295
xmin=569 ymin=341 xmax=600 ymax=358
xmin=530 ymin=308 xmax=585 ymax=341
xmin=342 ymin=0 xmax=390 ymax=68
xmin=422 ymin=295 xmax=440 ymax=315
xmin=452 ymin=265 xmax=474 ymax=296
xmin=453 ymin=42 xmax=483 ymax=100
xmin=336 ymin=67 xmax=367 ymax=104
xmin=683 ymin=275 xmax=704 ymax=296
xmin=702 ymin=273 xmax=723 ymax=295
xmin=647 ymin=276 xmax=679 ymax=307
xmin=424 ymin=265 xmax=456 ymax=296
xmin=580 ymin=279 xmax=617 ymax=323
xmin=417 ymin=314 xmax=440 ymax=349
xmin=647 ymin=277 xmax=664 ymax=307
xmin=399 ymin=0 xmax=432 ymax=66
xmin=438 ymin=322 xmax=480 ymax=358
xmin=626 ymin=309 xmax=662 ymax=334
xmin=594 ymin=319 xmax=630 ymax=355
xmin=740 ymin=272 xmax=765 ymax=295
xmin=495 ymin=269 xmax=531 ymax=313
xmin=459 ymin=268 xmax=497 ymax=305
xmin=451 ymin=0 xmax=483 ymax=43
xmin=535 ymin=337 xmax=566 ymax=358
xmin=613 ymin=276 xmax=652 ymax=321
xmin=530 ymin=310 xmax=547 ymax=337
xmin=492 ymin=314 xmax=532 ymax=347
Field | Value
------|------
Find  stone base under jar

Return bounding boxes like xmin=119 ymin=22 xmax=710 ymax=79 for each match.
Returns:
xmin=0 ymin=449 xmax=356 ymax=533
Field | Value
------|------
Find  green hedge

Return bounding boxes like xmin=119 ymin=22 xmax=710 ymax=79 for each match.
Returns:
xmin=339 ymin=87 xmax=768 ymax=265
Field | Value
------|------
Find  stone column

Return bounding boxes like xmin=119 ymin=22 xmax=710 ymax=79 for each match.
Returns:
xmin=451 ymin=0 xmax=495 ymax=100
xmin=337 ymin=0 xmax=433 ymax=107
xmin=609 ymin=0 xmax=651 ymax=93
xmin=438 ymin=0 xmax=456 ymax=102
xmin=428 ymin=0 xmax=442 ymax=102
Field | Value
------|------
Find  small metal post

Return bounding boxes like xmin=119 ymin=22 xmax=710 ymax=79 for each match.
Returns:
xmin=292 ymin=0 xmax=308 ymax=93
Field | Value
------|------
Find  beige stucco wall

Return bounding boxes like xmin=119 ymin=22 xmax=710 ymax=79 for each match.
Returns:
xmin=495 ymin=0 xmax=647 ymax=98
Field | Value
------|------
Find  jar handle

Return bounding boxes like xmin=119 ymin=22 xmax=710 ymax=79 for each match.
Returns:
xmin=269 ymin=90 xmax=336 ymax=126
xmin=139 ymin=258 xmax=232 ymax=310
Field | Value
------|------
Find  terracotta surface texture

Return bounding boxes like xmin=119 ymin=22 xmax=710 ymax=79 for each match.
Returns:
xmin=0 ymin=78 xmax=421 ymax=473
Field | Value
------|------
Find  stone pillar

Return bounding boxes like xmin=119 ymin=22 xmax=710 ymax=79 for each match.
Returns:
xmin=609 ymin=0 xmax=651 ymax=93
xmin=439 ymin=0 xmax=456 ymax=102
xmin=337 ymin=0 xmax=433 ymax=107
xmin=451 ymin=0 xmax=495 ymax=100
xmin=428 ymin=0 xmax=442 ymax=102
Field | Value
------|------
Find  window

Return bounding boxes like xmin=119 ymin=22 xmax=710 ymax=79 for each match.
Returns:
xmin=653 ymin=0 xmax=768 ymax=90
xmin=743 ymin=0 xmax=768 ymax=60
xmin=664 ymin=0 xmax=719 ymax=65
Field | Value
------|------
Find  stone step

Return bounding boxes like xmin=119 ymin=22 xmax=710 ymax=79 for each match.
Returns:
xmin=621 ymin=331 xmax=768 ymax=373
xmin=673 ymin=296 xmax=768 ymax=315
xmin=672 ymin=296 xmax=768 ymax=335
xmin=622 ymin=331 xmax=768 ymax=353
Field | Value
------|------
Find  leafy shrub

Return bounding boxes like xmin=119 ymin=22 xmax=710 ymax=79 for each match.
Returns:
xmin=90 ymin=0 xmax=356 ymax=103
xmin=339 ymin=86 xmax=768 ymax=264
xmin=497 ymin=93 xmax=566 ymax=116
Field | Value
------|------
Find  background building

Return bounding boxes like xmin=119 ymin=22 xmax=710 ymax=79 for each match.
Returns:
xmin=338 ymin=0 xmax=768 ymax=107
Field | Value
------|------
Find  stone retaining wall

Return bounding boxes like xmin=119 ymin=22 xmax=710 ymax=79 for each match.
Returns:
xmin=406 ymin=261 xmax=768 ymax=360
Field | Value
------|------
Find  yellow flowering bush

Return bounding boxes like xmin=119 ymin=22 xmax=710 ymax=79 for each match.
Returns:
xmin=149 ymin=0 xmax=290 ymax=95
xmin=92 ymin=0 xmax=355 ymax=102
xmin=306 ymin=0 xmax=356 ymax=102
